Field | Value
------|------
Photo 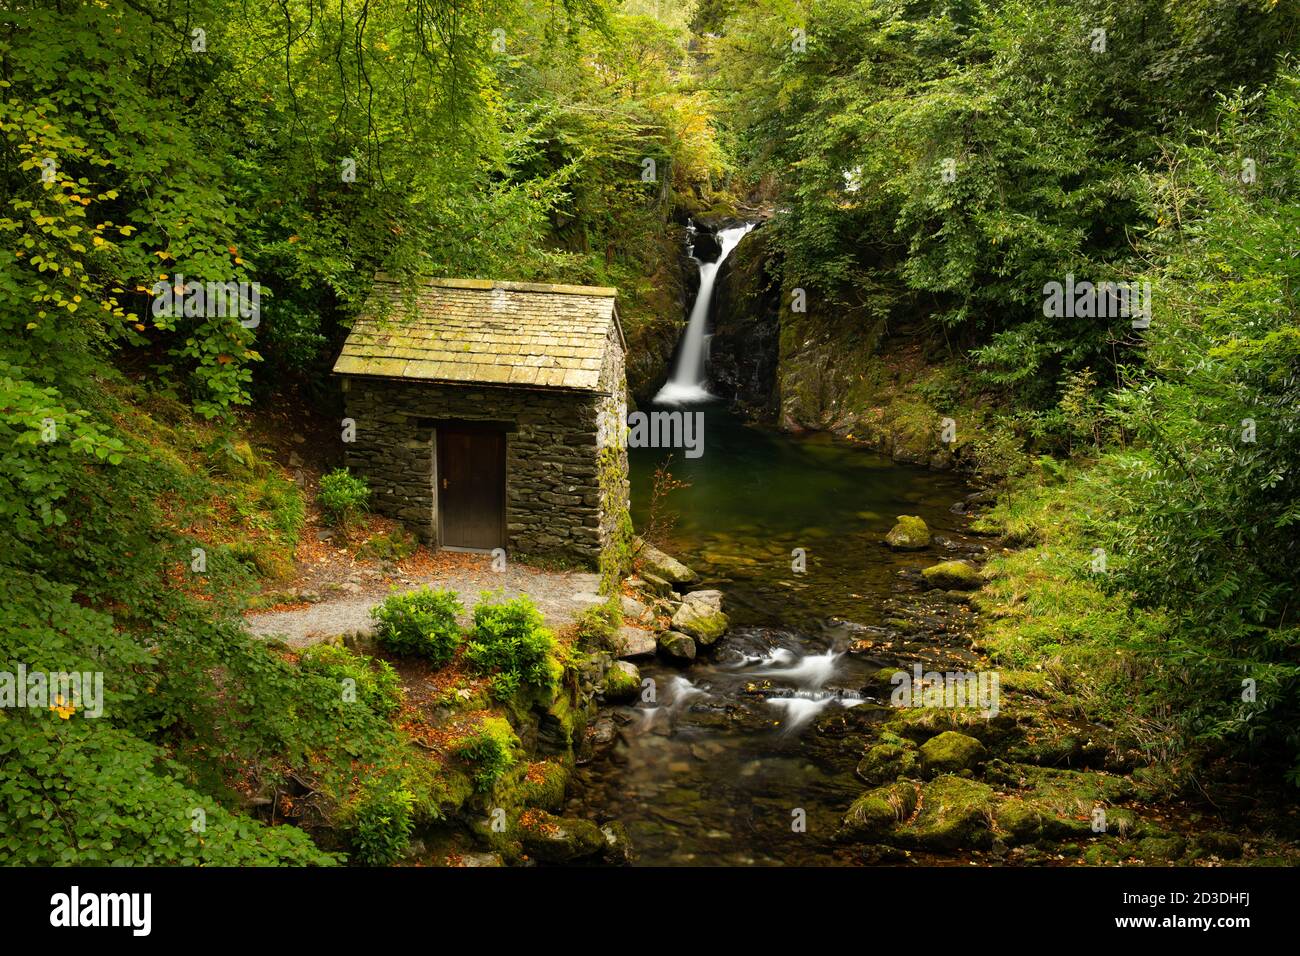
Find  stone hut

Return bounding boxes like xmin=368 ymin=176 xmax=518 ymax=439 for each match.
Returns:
xmin=332 ymin=276 xmax=630 ymax=565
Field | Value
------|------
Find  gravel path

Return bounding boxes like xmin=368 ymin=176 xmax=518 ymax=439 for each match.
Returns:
xmin=243 ymin=563 xmax=605 ymax=649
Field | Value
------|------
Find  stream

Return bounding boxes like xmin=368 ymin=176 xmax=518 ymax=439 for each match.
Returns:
xmin=571 ymin=403 xmax=978 ymax=864
xmin=569 ymin=224 xmax=982 ymax=864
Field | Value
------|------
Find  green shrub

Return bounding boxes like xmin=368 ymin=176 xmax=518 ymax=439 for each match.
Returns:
xmin=318 ymin=467 xmax=370 ymax=529
xmin=452 ymin=716 xmax=519 ymax=792
xmin=299 ymin=644 xmax=403 ymax=716
xmin=574 ymin=599 xmax=621 ymax=651
xmin=370 ymin=587 xmax=463 ymax=662
xmin=349 ymin=783 xmax=415 ymax=865
xmin=465 ymin=593 xmax=560 ymax=698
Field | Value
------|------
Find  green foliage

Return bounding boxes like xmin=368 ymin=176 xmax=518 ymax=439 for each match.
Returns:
xmin=574 ymin=600 xmax=621 ymax=650
xmin=466 ymin=593 xmax=561 ymax=700
xmin=452 ymin=716 xmax=520 ymax=793
xmin=714 ymin=0 xmax=1299 ymax=403
xmin=318 ymin=468 xmax=370 ymax=529
xmin=299 ymin=644 xmax=403 ymax=717
xmin=370 ymin=587 xmax=464 ymax=662
xmin=348 ymin=783 xmax=416 ymax=866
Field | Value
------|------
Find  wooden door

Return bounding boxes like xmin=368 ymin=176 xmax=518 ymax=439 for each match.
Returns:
xmin=437 ymin=429 xmax=505 ymax=550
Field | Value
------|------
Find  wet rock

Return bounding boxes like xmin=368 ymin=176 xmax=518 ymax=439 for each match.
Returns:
xmin=589 ymin=717 xmax=617 ymax=747
xmin=603 ymin=661 xmax=641 ymax=703
xmin=658 ymin=630 xmax=697 ymax=662
xmin=886 ymin=515 xmax=931 ymax=551
xmin=516 ymin=810 xmax=606 ymax=863
xmin=460 ymin=851 xmax=504 ymax=867
xmin=671 ymin=598 xmax=728 ymax=645
xmin=857 ymin=844 xmax=910 ymax=864
xmin=919 ymin=731 xmax=987 ymax=776
xmin=635 ymin=539 xmax=699 ymax=585
xmin=600 ymin=821 xmax=635 ymax=865
xmin=920 ymin=560 xmax=982 ymax=591
xmin=611 ymin=625 xmax=656 ymax=659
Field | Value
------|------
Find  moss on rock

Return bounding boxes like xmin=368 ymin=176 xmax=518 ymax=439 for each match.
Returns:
xmin=840 ymin=781 xmax=920 ymax=841
xmin=894 ymin=776 xmax=995 ymax=850
xmin=886 ymin=515 xmax=931 ymax=550
xmin=919 ymin=731 xmax=987 ymax=776
xmin=921 ymin=560 xmax=982 ymax=591
xmin=670 ymin=599 xmax=728 ymax=645
xmin=603 ymin=660 xmax=641 ymax=702
xmin=516 ymin=809 xmax=606 ymax=863
xmin=856 ymin=742 xmax=920 ymax=786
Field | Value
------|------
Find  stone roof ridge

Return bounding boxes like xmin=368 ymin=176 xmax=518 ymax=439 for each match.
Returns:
xmin=371 ymin=273 xmax=618 ymax=298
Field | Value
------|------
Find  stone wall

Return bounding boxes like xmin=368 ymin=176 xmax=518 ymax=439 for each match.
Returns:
xmin=595 ymin=324 xmax=631 ymax=556
xmin=341 ymin=375 xmax=625 ymax=565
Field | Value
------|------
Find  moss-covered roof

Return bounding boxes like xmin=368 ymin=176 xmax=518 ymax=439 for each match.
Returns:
xmin=332 ymin=276 xmax=622 ymax=391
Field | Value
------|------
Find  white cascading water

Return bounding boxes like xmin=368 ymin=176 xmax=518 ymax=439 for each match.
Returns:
xmin=654 ymin=223 xmax=755 ymax=405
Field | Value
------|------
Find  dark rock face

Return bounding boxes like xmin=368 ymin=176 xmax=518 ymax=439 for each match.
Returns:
xmin=623 ymin=226 xmax=696 ymax=405
xmin=707 ymin=227 xmax=781 ymax=421
xmin=691 ymin=225 xmax=722 ymax=263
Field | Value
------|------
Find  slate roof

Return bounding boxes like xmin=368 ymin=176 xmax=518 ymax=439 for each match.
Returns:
xmin=332 ymin=277 xmax=623 ymax=392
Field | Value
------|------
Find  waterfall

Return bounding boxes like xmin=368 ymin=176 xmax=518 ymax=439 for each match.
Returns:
xmin=654 ymin=223 xmax=755 ymax=405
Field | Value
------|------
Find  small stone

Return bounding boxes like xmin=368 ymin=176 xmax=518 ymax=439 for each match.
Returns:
xmin=635 ymin=540 xmax=699 ymax=584
xmin=611 ymin=626 xmax=656 ymax=659
xmin=316 ymin=529 xmax=336 ymax=542
xmin=681 ymin=589 xmax=723 ymax=612
xmin=620 ymin=594 xmax=649 ymax=619
xmin=658 ymin=630 xmax=696 ymax=662
xmin=671 ymin=600 xmax=728 ymax=645
xmin=604 ymin=661 xmax=641 ymax=703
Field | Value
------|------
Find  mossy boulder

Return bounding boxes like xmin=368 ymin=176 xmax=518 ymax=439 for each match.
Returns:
xmin=657 ymin=630 xmax=696 ymax=662
xmin=603 ymin=661 xmax=641 ymax=703
xmin=670 ymin=596 xmax=728 ymax=645
xmin=840 ymin=781 xmax=920 ymax=841
xmin=895 ymin=776 xmax=995 ymax=850
xmin=635 ymin=540 xmax=698 ymax=585
xmin=921 ymin=560 xmax=982 ymax=591
xmin=919 ymin=731 xmax=987 ymax=776
xmin=516 ymin=761 xmax=570 ymax=812
xmin=855 ymin=743 xmax=920 ymax=786
xmin=1137 ymin=835 xmax=1187 ymax=863
xmin=516 ymin=810 xmax=606 ymax=863
xmin=1192 ymin=830 xmax=1243 ymax=860
xmin=885 ymin=515 xmax=930 ymax=551
xmin=995 ymin=799 xmax=1045 ymax=844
